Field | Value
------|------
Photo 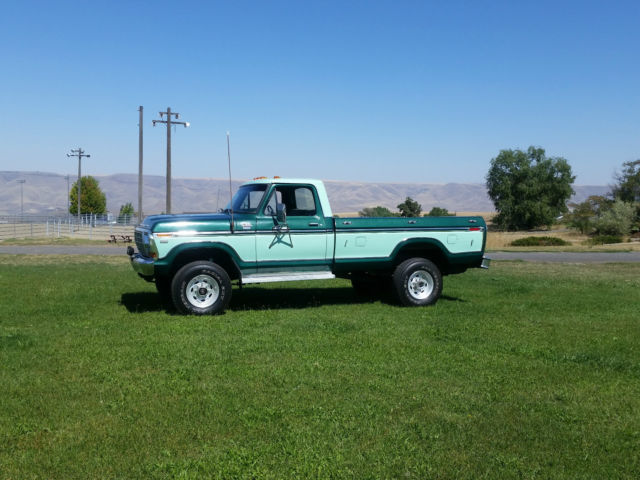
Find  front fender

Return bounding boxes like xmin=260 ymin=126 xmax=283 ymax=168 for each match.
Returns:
xmin=154 ymin=241 xmax=249 ymax=278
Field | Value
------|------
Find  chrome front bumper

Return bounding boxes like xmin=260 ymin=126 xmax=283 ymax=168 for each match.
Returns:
xmin=481 ymin=256 xmax=491 ymax=269
xmin=129 ymin=252 xmax=155 ymax=278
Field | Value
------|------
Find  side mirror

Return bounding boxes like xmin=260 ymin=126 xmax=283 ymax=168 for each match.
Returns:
xmin=276 ymin=204 xmax=287 ymax=225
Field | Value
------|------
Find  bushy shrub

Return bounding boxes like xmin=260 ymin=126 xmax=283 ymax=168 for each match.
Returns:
xmin=587 ymin=235 xmax=623 ymax=245
xmin=359 ymin=206 xmax=397 ymax=217
xmin=593 ymin=200 xmax=635 ymax=236
xmin=510 ymin=236 xmax=571 ymax=247
xmin=566 ymin=195 xmax=611 ymax=234
xmin=425 ymin=207 xmax=452 ymax=217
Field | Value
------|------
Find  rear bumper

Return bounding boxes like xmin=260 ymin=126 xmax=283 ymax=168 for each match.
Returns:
xmin=129 ymin=252 xmax=155 ymax=278
xmin=481 ymin=256 xmax=491 ymax=269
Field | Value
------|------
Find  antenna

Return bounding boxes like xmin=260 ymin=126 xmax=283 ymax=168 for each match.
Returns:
xmin=227 ymin=132 xmax=234 ymax=232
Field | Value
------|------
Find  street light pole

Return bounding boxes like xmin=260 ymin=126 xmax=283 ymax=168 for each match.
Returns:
xmin=17 ymin=179 xmax=25 ymax=218
xmin=138 ymin=106 xmax=143 ymax=222
xmin=64 ymin=175 xmax=70 ymax=221
xmin=67 ymin=148 xmax=91 ymax=221
xmin=152 ymin=107 xmax=189 ymax=214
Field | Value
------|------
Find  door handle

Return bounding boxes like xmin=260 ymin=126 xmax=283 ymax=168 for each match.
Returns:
xmin=308 ymin=222 xmax=319 ymax=227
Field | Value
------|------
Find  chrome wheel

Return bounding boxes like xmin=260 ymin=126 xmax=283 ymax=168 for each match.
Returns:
xmin=185 ymin=274 xmax=220 ymax=308
xmin=407 ymin=270 xmax=434 ymax=300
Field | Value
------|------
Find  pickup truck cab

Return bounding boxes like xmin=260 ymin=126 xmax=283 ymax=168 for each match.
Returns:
xmin=129 ymin=178 xmax=489 ymax=314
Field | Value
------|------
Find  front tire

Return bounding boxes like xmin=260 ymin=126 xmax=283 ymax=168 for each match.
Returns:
xmin=392 ymin=258 xmax=442 ymax=306
xmin=171 ymin=261 xmax=232 ymax=315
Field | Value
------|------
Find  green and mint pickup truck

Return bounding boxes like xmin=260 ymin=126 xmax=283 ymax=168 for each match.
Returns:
xmin=129 ymin=178 xmax=489 ymax=314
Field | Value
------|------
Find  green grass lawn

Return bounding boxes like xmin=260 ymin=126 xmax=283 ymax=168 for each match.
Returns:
xmin=1 ymin=256 xmax=639 ymax=479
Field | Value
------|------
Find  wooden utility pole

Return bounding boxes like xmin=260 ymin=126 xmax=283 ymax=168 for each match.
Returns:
xmin=152 ymin=107 xmax=189 ymax=214
xmin=67 ymin=148 xmax=91 ymax=219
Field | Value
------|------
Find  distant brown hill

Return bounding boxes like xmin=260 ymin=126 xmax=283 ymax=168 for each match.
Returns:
xmin=0 ymin=171 xmax=610 ymax=216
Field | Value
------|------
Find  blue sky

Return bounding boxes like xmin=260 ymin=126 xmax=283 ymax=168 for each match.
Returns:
xmin=0 ymin=0 xmax=638 ymax=185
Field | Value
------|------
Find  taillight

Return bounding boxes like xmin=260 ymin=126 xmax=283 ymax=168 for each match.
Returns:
xmin=469 ymin=227 xmax=482 ymax=231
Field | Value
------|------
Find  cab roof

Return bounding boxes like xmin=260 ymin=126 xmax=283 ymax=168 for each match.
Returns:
xmin=240 ymin=177 xmax=332 ymax=217
xmin=242 ymin=177 xmax=323 ymax=186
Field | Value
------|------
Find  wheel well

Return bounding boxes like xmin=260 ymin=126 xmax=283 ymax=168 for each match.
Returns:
xmin=168 ymin=247 xmax=240 ymax=281
xmin=394 ymin=244 xmax=448 ymax=274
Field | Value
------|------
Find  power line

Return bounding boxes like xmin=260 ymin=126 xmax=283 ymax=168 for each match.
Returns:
xmin=152 ymin=107 xmax=189 ymax=214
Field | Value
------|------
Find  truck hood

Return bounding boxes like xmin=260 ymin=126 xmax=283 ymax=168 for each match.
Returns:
xmin=140 ymin=213 xmax=232 ymax=233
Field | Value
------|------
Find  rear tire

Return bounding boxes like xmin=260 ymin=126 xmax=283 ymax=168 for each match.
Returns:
xmin=171 ymin=261 xmax=232 ymax=315
xmin=392 ymin=258 xmax=442 ymax=306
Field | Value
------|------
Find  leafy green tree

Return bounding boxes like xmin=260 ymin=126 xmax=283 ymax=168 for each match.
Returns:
xmin=359 ymin=206 xmax=397 ymax=217
xmin=69 ymin=176 xmax=106 ymax=215
xmin=593 ymin=199 xmax=636 ymax=236
xmin=426 ymin=207 xmax=452 ymax=217
xmin=567 ymin=195 xmax=611 ymax=234
xmin=486 ymin=146 xmax=575 ymax=230
xmin=119 ymin=202 xmax=135 ymax=217
xmin=397 ymin=197 xmax=421 ymax=217
xmin=612 ymin=159 xmax=640 ymax=203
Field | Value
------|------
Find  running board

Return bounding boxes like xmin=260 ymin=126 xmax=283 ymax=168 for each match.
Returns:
xmin=241 ymin=272 xmax=336 ymax=285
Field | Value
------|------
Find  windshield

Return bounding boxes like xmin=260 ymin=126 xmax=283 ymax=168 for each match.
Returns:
xmin=225 ymin=184 xmax=268 ymax=213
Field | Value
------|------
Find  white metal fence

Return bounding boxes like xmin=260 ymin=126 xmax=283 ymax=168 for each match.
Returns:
xmin=0 ymin=215 xmax=136 ymax=241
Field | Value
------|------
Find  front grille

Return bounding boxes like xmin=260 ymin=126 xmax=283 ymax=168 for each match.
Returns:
xmin=134 ymin=228 xmax=151 ymax=257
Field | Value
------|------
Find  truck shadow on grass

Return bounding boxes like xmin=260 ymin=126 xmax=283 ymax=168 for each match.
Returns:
xmin=120 ymin=288 xmax=465 ymax=314
xmin=231 ymin=288 xmax=466 ymax=311
xmin=231 ymin=286 xmax=395 ymax=311
xmin=120 ymin=292 xmax=170 ymax=313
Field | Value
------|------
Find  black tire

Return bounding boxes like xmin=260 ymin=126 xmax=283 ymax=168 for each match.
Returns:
xmin=392 ymin=258 xmax=442 ymax=306
xmin=171 ymin=261 xmax=232 ymax=315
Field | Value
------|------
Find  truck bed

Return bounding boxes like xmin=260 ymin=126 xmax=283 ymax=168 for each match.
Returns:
xmin=333 ymin=215 xmax=486 ymax=231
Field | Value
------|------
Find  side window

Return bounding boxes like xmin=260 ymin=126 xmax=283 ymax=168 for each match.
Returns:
xmin=263 ymin=185 xmax=317 ymax=216
xmin=291 ymin=187 xmax=316 ymax=216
